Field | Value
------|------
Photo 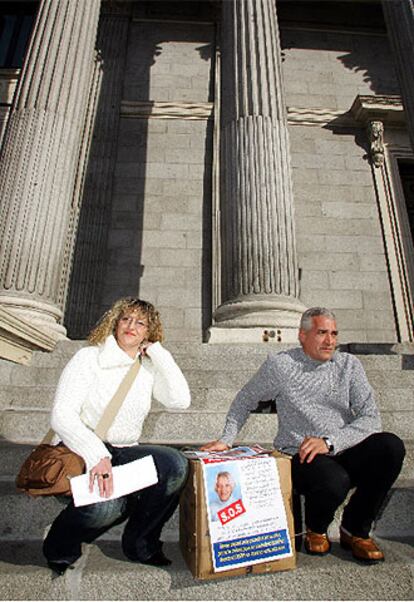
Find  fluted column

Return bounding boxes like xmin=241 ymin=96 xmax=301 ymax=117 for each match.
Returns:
xmin=383 ymin=0 xmax=414 ymax=154
xmin=0 ymin=0 xmax=101 ymax=339
xmin=212 ymin=0 xmax=304 ymax=337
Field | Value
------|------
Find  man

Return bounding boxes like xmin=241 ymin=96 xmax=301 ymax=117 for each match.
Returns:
xmin=202 ymin=307 xmax=405 ymax=563
xmin=209 ymin=471 xmax=237 ymax=521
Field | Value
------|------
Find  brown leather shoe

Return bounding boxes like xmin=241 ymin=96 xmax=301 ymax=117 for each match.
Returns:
xmin=340 ymin=527 xmax=384 ymax=564
xmin=304 ymin=529 xmax=331 ymax=556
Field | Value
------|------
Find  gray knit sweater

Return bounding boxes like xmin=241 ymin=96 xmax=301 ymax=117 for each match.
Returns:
xmin=220 ymin=347 xmax=382 ymax=455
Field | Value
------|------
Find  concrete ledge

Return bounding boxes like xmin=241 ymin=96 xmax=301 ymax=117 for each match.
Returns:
xmin=1 ymin=477 xmax=413 ymax=542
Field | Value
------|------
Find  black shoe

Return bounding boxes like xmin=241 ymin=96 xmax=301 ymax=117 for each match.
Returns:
xmin=140 ymin=549 xmax=172 ymax=567
xmin=47 ymin=561 xmax=73 ymax=576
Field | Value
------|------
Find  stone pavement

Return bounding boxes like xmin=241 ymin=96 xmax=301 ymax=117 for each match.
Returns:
xmin=0 ymin=538 xmax=413 ymax=601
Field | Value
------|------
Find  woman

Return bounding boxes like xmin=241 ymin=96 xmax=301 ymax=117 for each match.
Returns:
xmin=43 ymin=297 xmax=191 ymax=574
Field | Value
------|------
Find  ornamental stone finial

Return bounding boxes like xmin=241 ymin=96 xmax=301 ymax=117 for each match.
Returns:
xmin=368 ymin=120 xmax=385 ymax=167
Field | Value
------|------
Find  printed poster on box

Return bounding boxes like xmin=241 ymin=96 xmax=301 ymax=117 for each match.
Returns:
xmin=202 ymin=454 xmax=293 ymax=573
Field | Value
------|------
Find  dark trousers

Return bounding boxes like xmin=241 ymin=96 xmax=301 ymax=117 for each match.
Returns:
xmin=291 ymin=432 xmax=405 ymax=538
xmin=43 ymin=444 xmax=188 ymax=564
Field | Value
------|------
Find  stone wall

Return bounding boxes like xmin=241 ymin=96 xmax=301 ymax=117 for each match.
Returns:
xmin=99 ymin=20 xmax=215 ymax=342
xmin=65 ymin=7 xmax=409 ymax=344
xmin=281 ymin=27 xmax=401 ymax=342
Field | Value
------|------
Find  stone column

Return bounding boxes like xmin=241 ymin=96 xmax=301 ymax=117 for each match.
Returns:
xmin=383 ymin=0 xmax=414 ymax=153
xmin=0 ymin=0 xmax=101 ymax=339
xmin=211 ymin=0 xmax=305 ymax=342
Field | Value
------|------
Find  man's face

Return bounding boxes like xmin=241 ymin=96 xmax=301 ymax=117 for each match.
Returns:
xmin=299 ymin=315 xmax=338 ymax=362
xmin=215 ymin=476 xmax=233 ymax=502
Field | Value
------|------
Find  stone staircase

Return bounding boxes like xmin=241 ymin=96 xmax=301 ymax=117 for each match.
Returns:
xmin=0 ymin=341 xmax=413 ymax=600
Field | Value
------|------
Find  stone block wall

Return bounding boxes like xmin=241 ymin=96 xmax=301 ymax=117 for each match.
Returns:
xmin=100 ymin=20 xmax=215 ymax=342
xmin=123 ymin=21 xmax=213 ymax=102
xmin=281 ymin=27 xmax=400 ymax=342
xmin=281 ymin=28 xmax=399 ymax=110
xmin=66 ymin=7 xmax=408 ymax=344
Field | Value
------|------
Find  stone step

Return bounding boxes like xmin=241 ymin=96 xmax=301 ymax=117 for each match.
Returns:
xmin=0 ymin=480 xmax=179 ymax=542
xmin=0 ymin=409 xmax=276 ymax=444
xmin=2 ymin=341 xmax=414 ymax=374
xmin=1 ymin=380 xmax=413 ymax=416
xmin=2 ymin=406 xmax=414 ymax=448
xmin=2 ymin=357 xmax=414 ymax=395
xmin=3 ymin=437 xmax=414 ymax=480
xmin=0 ymin=538 xmax=413 ymax=601
xmin=1 ymin=345 xmax=413 ymax=419
xmin=1 ymin=359 xmax=414 ymax=402
xmin=3 ymin=358 xmax=414 ymax=386
xmin=2 ymin=439 xmax=414 ymax=482
xmin=1 ymin=470 xmax=413 ymax=541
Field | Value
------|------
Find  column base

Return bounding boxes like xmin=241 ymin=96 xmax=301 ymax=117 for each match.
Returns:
xmin=0 ymin=296 xmax=67 ymax=341
xmin=207 ymin=325 xmax=299 ymax=344
xmin=213 ymin=294 xmax=307 ymax=326
xmin=0 ymin=304 xmax=60 ymax=364
xmin=209 ymin=295 xmax=307 ymax=344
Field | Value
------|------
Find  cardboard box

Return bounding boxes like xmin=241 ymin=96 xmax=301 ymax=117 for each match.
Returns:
xmin=179 ymin=452 xmax=296 ymax=580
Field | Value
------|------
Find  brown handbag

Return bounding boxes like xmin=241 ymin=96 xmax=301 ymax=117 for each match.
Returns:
xmin=16 ymin=440 xmax=85 ymax=496
xmin=16 ymin=357 xmax=141 ymax=497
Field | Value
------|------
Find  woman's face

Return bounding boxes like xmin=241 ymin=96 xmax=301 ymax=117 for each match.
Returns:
xmin=115 ymin=310 xmax=149 ymax=356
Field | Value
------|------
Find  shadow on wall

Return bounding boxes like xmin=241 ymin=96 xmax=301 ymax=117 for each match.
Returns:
xmin=279 ymin=0 xmax=399 ymax=98
xmin=65 ymin=5 xmax=149 ymax=339
xmin=278 ymin=1 xmax=401 ymax=185
xmin=65 ymin=4 xmax=216 ymax=340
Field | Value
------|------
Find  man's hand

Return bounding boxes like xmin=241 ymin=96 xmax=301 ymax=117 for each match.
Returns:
xmin=199 ymin=440 xmax=230 ymax=452
xmin=299 ymin=437 xmax=329 ymax=464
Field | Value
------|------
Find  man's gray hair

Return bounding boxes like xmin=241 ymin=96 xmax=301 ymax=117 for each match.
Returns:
xmin=300 ymin=307 xmax=336 ymax=331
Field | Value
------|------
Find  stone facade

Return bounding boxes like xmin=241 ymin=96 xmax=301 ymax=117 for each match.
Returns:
xmin=0 ymin=0 xmax=413 ymax=358
xmin=280 ymin=23 xmax=409 ymax=342
xmin=67 ymin=17 xmax=215 ymax=341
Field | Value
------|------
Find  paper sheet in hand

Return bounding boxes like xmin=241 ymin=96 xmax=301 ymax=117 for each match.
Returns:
xmin=70 ymin=455 xmax=158 ymax=507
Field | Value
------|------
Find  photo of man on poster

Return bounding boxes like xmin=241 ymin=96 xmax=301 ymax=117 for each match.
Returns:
xmin=208 ymin=467 xmax=241 ymax=522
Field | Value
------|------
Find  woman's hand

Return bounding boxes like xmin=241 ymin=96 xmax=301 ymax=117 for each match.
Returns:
xmin=89 ymin=457 xmax=113 ymax=497
xmin=139 ymin=340 xmax=153 ymax=357
xmin=199 ymin=440 xmax=230 ymax=452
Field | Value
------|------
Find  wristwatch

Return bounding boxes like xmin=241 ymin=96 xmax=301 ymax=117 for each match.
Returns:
xmin=323 ymin=437 xmax=334 ymax=453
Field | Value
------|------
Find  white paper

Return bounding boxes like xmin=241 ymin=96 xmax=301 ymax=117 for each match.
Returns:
xmin=70 ymin=455 xmax=158 ymax=507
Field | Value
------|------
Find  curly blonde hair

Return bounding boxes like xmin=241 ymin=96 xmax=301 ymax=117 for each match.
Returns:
xmin=88 ymin=297 xmax=163 ymax=346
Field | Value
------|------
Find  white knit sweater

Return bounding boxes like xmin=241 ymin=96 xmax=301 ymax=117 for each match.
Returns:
xmin=50 ymin=336 xmax=191 ymax=470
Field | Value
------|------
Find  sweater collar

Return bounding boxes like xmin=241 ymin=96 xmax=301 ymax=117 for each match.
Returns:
xmin=98 ymin=335 xmax=139 ymax=368
xmin=297 ymin=347 xmax=337 ymax=367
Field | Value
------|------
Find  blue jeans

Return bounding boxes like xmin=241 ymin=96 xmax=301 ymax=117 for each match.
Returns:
xmin=43 ymin=444 xmax=188 ymax=564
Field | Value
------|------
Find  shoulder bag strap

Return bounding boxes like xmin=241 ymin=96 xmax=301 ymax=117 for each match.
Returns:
xmin=93 ymin=356 xmax=142 ymax=440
